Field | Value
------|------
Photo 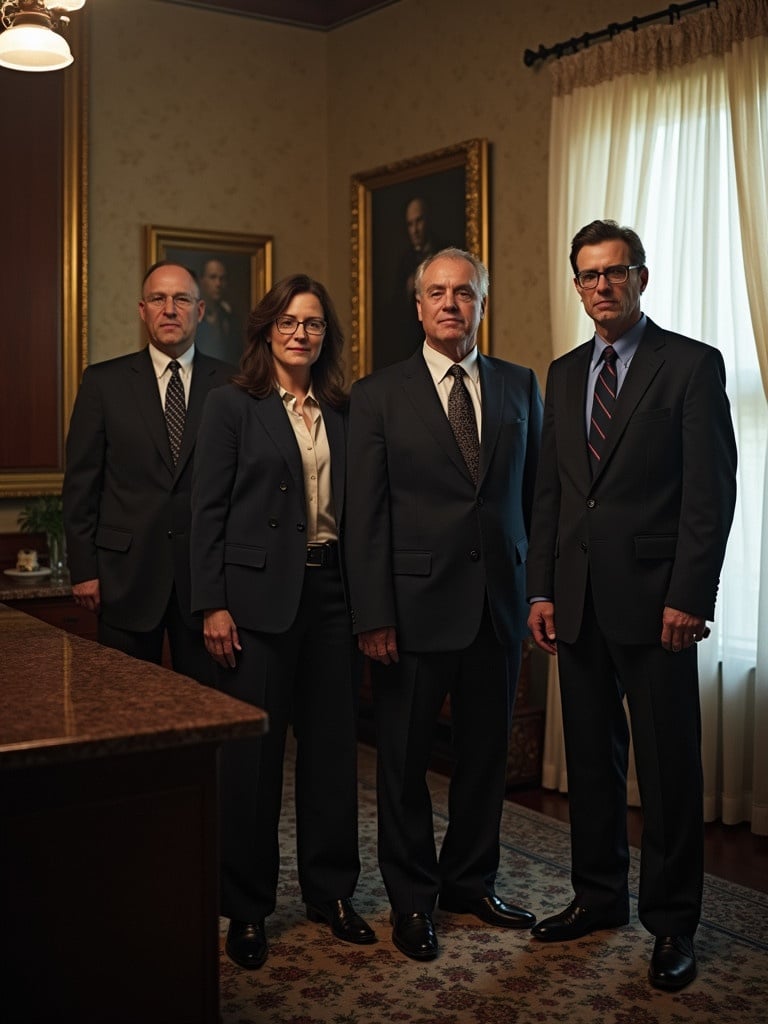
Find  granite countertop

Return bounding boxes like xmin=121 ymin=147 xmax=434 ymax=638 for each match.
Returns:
xmin=0 ymin=604 xmax=267 ymax=769
xmin=0 ymin=575 xmax=73 ymax=601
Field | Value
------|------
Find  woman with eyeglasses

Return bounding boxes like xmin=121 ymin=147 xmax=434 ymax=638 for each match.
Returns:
xmin=190 ymin=274 xmax=375 ymax=970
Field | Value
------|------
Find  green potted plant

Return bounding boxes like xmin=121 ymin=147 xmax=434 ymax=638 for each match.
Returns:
xmin=18 ymin=495 xmax=67 ymax=582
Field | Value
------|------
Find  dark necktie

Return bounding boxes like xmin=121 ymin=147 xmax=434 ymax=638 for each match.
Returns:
xmin=587 ymin=345 xmax=618 ymax=473
xmin=447 ymin=364 xmax=480 ymax=484
xmin=164 ymin=360 xmax=186 ymax=465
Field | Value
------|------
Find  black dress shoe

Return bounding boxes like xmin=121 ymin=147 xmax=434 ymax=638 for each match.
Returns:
xmin=648 ymin=935 xmax=697 ymax=991
xmin=306 ymin=898 xmax=376 ymax=944
xmin=439 ymin=892 xmax=536 ymax=929
xmin=225 ymin=919 xmax=267 ymax=969
xmin=531 ymin=901 xmax=628 ymax=942
xmin=390 ymin=911 xmax=439 ymax=961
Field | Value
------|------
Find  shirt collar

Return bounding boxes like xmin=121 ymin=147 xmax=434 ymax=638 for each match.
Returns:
xmin=279 ymin=383 xmax=319 ymax=406
xmin=591 ymin=313 xmax=646 ymax=370
xmin=422 ymin=340 xmax=480 ymax=386
xmin=149 ymin=342 xmax=195 ymax=379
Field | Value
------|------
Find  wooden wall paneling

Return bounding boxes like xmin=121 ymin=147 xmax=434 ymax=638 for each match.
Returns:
xmin=0 ymin=15 xmax=87 ymax=496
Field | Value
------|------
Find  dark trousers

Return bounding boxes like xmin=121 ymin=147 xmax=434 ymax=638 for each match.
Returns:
xmin=557 ymin=587 xmax=703 ymax=937
xmin=98 ymin=585 xmax=214 ymax=686
xmin=215 ymin=563 xmax=361 ymax=923
xmin=372 ymin=605 xmax=520 ymax=912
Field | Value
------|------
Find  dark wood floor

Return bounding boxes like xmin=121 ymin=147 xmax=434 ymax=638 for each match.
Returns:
xmin=507 ymin=786 xmax=768 ymax=894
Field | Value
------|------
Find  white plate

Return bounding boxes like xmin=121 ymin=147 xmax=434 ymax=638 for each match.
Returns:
xmin=3 ymin=568 xmax=52 ymax=581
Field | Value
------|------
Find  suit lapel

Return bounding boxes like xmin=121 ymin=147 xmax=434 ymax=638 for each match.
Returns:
xmin=400 ymin=352 xmax=471 ymax=481
xmin=321 ymin=401 xmax=346 ymax=529
xmin=173 ymin=352 xmax=224 ymax=478
xmin=253 ymin=390 xmax=306 ymax=497
xmin=131 ymin=348 xmax=175 ymax=474
xmin=592 ymin=320 xmax=665 ymax=483
xmin=477 ymin=354 xmax=503 ymax=487
xmin=563 ymin=342 xmax=593 ymax=488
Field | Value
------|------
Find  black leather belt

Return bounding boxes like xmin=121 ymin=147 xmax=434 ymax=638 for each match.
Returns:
xmin=306 ymin=542 xmax=338 ymax=568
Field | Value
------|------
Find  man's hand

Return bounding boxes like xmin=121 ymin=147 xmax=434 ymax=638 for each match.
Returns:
xmin=358 ymin=626 xmax=399 ymax=665
xmin=203 ymin=608 xmax=242 ymax=668
xmin=527 ymin=600 xmax=557 ymax=655
xmin=661 ymin=606 xmax=710 ymax=653
xmin=72 ymin=578 xmax=101 ymax=614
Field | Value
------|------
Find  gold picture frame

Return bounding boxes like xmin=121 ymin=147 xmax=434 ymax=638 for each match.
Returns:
xmin=0 ymin=16 xmax=88 ymax=497
xmin=351 ymin=138 xmax=489 ymax=380
xmin=145 ymin=226 xmax=274 ymax=365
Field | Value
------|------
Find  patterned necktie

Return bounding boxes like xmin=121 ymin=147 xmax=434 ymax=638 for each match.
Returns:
xmin=164 ymin=360 xmax=186 ymax=466
xmin=587 ymin=345 xmax=618 ymax=473
xmin=447 ymin=364 xmax=480 ymax=484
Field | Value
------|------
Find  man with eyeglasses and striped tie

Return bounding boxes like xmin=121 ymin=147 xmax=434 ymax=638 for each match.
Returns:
xmin=526 ymin=220 xmax=737 ymax=991
xmin=63 ymin=261 xmax=233 ymax=683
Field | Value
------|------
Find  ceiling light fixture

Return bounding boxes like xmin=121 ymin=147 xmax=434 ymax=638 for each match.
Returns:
xmin=0 ymin=0 xmax=86 ymax=73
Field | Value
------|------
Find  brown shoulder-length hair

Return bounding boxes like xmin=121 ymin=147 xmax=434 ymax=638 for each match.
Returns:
xmin=233 ymin=274 xmax=348 ymax=408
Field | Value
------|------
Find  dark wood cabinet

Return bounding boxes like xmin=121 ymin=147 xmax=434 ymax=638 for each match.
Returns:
xmin=5 ymin=594 xmax=98 ymax=642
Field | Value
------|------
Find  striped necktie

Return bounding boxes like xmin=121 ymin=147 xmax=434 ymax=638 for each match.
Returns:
xmin=587 ymin=345 xmax=618 ymax=473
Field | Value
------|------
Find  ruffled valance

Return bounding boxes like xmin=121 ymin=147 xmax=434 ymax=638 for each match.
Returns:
xmin=551 ymin=0 xmax=768 ymax=95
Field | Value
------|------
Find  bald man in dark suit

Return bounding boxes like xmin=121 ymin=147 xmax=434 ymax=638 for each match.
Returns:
xmin=63 ymin=261 xmax=232 ymax=683
xmin=527 ymin=220 xmax=737 ymax=991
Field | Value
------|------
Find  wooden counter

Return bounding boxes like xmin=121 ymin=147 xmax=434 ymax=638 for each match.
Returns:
xmin=0 ymin=604 xmax=267 ymax=1024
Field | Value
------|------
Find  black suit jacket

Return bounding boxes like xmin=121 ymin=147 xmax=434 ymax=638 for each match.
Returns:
xmin=63 ymin=347 xmax=233 ymax=631
xmin=190 ymin=385 xmax=348 ymax=632
xmin=346 ymin=350 xmax=543 ymax=651
xmin=526 ymin=318 xmax=737 ymax=644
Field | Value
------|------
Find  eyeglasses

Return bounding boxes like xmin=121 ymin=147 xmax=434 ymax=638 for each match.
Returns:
xmin=275 ymin=315 xmax=327 ymax=337
xmin=574 ymin=264 xmax=643 ymax=289
xmin=143 ymin=293 xmax=199 ymax=309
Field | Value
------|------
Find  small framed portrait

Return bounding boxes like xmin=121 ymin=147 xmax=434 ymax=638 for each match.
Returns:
xmin=351 ymin=138 xmax=489 ymax=379
xmin=145 ymin=226 xmax=274 ymax=366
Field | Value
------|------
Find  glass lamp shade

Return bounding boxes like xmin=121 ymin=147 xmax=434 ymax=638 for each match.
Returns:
xmin=44 ymin=0 xmax=86 ymax=10
xmin=0 ymin=23 xmax=73 ymax=71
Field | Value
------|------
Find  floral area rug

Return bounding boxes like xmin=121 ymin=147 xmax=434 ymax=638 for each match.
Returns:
xmin=219 ymin=741 xmax=768 ymax=1024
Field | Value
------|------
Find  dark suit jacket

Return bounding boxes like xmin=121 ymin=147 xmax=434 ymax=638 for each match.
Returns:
xmin=190 ymin=385 xmax=348 ymax=632
xmin=63 ymin=347 xmax=233 ymax=632
xmin=526 ymin=318 xmax=737 ymax=644
xmin=346 ymin=350 xmax=543 ymax=651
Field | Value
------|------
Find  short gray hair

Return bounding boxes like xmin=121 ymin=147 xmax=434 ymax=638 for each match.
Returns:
xmin=414 ymin=247 xmax=489 ymax=300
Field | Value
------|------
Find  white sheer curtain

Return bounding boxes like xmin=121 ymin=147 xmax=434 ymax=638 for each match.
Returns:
xmin=544 ymin=0 xmax=768 ymax=834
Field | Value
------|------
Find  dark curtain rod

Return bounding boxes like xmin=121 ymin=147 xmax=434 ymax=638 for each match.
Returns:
xmin=523 ymin=0 xmax=717 ymax=67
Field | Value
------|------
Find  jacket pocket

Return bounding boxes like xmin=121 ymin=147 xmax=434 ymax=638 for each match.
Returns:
xmin=627 ymin=408 xmax=671 ymax=427
xmin=634 ymin=534 xmax=677 ymax=559
xmin=95 ymin=526 xmax=132 ymax=552
xmin=393 ymin=550 xmax=431 ymax=576
xmin=224 ymin=544 xmax=267 ymax=569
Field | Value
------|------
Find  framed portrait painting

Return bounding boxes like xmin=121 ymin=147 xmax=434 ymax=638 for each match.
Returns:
xmin=145 ymin=226 xmax=273 ymax=366
xmin=351 ymin=138 xmax=489 ymax=379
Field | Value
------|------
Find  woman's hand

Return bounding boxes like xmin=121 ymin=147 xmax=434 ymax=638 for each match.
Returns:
xmin=203 ymin=608 xmax=242 ymax=668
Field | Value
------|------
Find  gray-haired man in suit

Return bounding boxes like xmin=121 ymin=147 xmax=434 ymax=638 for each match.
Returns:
xmin=346 ymin=247 xmax=542 ymax=960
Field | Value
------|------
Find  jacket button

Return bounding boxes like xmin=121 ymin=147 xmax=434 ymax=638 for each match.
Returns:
xmin=586 ymin=498 xmax=597 ymax=509
xmin=167 ymin=530 xmax=173 ymax=539
xmin=476 ymin=496 xmax=485 ymax=507
xmin=470 ymin=549 xmax=480 ymax=561
xmin=268 ymin=519 xmax=278 ymax=528
xmin=296 ymin=523 xmax=306 ymax=532
xmin=279 ymin=481 xmax=288 ymax=492
xmin=580 ymin=541 xmax=588 ymax=552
